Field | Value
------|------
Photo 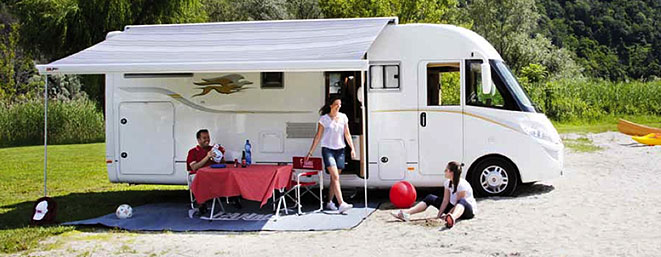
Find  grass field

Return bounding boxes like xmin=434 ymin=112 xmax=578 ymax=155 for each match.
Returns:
xmin=0 ymin=143 xmax=185 ymax=253
xmin=1 ymin=117 xmax=659 ymax=253
xmin=553 ymin=115 xmax=661 ymax=134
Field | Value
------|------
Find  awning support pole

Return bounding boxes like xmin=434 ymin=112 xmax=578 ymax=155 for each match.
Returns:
xmin=43 ymin=75 xmax=48 ymax=197
xmin=361 ymin=70 xmax=368 ymax=214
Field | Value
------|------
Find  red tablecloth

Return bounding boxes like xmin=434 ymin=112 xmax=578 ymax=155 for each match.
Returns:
xmin=191 ymin=165 xmax=293 ymax=207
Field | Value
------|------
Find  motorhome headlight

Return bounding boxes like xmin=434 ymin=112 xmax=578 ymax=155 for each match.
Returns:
xmin=521 ymin=122 xmax=560 ymax=145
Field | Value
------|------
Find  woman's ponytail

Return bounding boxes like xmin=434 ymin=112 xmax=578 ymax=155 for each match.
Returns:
xmin=448 ymin=161 xmax=464 ymax=193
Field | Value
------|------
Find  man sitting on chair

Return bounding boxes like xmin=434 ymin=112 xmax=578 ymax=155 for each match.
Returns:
xmin=186 ymin=129 xmax=241 ymax=212
xmin=186 ymin=129 xmax=223 ymax=172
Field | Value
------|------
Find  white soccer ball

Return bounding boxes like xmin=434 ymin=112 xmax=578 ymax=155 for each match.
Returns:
xmin=116 ymin=204 xmax=133 ymax=219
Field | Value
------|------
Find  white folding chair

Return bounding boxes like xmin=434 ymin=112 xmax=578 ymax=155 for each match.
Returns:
xmin=187 ymin=172 xmax=196 ymax=209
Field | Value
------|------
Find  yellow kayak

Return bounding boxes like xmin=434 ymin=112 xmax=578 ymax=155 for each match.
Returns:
xmin=632 ymin=133 xmax=661 ymax=146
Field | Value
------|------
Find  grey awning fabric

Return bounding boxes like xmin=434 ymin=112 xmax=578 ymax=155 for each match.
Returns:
xmin=37 ymin=17 xmax=397 ymax=74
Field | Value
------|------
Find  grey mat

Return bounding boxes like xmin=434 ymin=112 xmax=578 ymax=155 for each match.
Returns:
xmin=64 ymin=200 xmax=379 ymax=231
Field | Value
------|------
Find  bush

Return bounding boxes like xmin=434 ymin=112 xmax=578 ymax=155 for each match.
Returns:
xmin=0 ymin=98 xmax=104 ymax=147
xmin=523 ymin=79 xmax=661 ymax=122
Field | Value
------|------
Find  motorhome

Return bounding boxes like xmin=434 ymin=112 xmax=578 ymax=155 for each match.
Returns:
xmin=37 ymin=17 xmax=563 ymax=197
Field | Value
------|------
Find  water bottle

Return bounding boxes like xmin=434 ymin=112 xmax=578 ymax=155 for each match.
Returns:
xmin=245 ymin=140 xmax=252 ymax=165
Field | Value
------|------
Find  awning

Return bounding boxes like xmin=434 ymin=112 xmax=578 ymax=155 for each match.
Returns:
xmin=37 ymin=17 xmax=397 ymax=74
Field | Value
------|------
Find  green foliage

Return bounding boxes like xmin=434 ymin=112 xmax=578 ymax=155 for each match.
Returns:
xmin=0 ymin=98 xmax=104 ymax=147
xmin=464 ymin=0 xmax=581 ymax=80
xmin=320 ymin=0 xmax=462 ymax=24
xmin=11 ymin=0 xmax=208 ymax=106
xmin=523 ymin=79 xmax=661 ymax=122
xmin=519 ymin=63 xmax=548 ymax=84
xmin=440 ymin=71 xmax=460 ymax=105
xmin=205 ymin=0 xmax=323 ymax=22
xmin=0 ymin=23 xmax=39 ymax=102
xmin=13 ymin=0 xmax=207 ymax=61
xmin=537 ymin=0 xmax=661 ymax=80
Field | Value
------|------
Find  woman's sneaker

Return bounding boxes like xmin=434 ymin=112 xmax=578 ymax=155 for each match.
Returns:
xmin=325 ymin=202 xmax=338 ymax=211
xmin=338 ymin=202 xmax=353 ymax=213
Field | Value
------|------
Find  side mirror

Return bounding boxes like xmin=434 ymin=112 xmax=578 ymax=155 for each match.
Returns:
xmin=480 ymin=63 xmax=493 ymax=95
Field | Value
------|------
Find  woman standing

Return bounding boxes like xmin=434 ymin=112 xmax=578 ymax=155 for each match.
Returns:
xmin=391 ymin=161 xmax=478 ymax=228
xmin=305 ymin=97 xmax=356 ymax=213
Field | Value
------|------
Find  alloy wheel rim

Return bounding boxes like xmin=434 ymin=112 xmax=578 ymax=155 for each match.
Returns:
xmin=480 ymin=165 xmax=509 ymax=194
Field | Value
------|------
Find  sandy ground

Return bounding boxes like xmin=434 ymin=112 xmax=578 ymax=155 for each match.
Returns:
xmin=9 ymin=132 xmax=661 ymax=257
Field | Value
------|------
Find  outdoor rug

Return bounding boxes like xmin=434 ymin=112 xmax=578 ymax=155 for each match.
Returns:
xmin=64 ymin=200 xmax=379 ymax=231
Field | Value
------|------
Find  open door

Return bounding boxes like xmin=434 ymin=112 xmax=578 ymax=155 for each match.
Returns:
xmin=324 ymin=71 xmax=363 ymax=176
xmin=418 ymin=61 xmax=464 ymax=175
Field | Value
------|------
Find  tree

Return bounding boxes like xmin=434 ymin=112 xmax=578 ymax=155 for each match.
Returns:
xmin=464 ymin=0 xmax=581 ymax=80
xmin=537 ymin=0 xmax=661 ymax=80
xmin=204 ymin=0 xmax=323 ymax=22
xmin=0 ymin=21 xmax=40 ymax=102
xmin=11 ymin=0 xmax=208 ymax=108
xmin=320 ymin=0 xmax=462 ymax=24
xmin=13 ymin=0 xmax=207 ymax=61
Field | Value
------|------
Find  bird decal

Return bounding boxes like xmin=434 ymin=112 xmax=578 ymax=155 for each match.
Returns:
xmin=192 ymin=74 xmax=253 ymax=96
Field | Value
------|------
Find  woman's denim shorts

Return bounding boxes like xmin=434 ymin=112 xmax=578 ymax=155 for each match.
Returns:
xmin=321 ymin=147 xmax=345 ymax=170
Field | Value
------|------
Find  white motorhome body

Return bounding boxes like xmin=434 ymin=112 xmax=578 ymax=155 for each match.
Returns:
xmin=38 ymin=17 xmax=563 ymax=196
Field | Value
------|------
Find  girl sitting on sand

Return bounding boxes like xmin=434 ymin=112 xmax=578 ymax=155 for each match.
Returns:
xmin=391 ymin=161 xmax=478 ymax=228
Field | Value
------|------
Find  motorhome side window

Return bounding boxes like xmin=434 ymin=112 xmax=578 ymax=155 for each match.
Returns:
xmin=370 ymin=64 xmax=399 ymax=89
xmin=261 ymin=72 xmax=284 ymax=89
xmin=426 ymin=63 xmax=460 ymax=106
xmin=465 ymin=60 xmax=517 ymax=110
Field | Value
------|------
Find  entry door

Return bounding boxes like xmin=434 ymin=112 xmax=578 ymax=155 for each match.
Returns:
xmin=418 ymin=61 xmax=464 ymax=175
xmin=119 ymin=102 xmax=174 ymax=175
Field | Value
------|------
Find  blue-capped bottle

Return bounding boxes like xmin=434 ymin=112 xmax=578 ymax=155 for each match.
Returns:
xmin=245 ymin=140 xmax=252 ymax=165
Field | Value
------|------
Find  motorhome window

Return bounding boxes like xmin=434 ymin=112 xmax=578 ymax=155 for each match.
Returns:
xmin=492 ymin=60 xmax=536 ymax=112
xmin=370 ymin=66 xmax=384 ymax=89
xmin=261 ymin=72 xmax=284 ymax=88
xmin=465 ymin=60 xmax=518 ymax=111
xmin=384 ymin=65 xmax=399 ymax=89
xmin=426 ymin=63 xmax=460 ymax=106
xmin=369 ymin=65 xmax=399 ymax=89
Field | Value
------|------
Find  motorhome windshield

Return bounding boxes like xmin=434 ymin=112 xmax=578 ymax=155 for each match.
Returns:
xmin=492 ymin=60 xmax=536 ymax=112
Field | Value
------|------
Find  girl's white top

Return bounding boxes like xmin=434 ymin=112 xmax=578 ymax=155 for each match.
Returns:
xmin=444 ymin=178 xmax=479 ymax=214
xmin=319 ymin=113 xmax=348 ymax=150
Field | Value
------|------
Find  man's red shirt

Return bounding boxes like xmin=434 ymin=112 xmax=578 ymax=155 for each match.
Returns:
xmin=186 ymin=145 xmax=212 ymax=173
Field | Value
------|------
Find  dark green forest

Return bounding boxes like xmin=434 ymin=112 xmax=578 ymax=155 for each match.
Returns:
xmin=1 ymin=0 xmax=660 ymax=146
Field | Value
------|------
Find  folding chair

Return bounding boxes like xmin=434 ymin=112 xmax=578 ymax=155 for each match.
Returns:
xmin=186 ymin=172 xmax=196 ymax=209
xmin=274 ymin=157 xmax=324 ymax=218
xmin=188 ymin=171 xmax=225 ymax=220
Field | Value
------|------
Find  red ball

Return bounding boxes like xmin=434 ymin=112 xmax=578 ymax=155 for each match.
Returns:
xmin=389 ymin=181 xmax=417 ymax=208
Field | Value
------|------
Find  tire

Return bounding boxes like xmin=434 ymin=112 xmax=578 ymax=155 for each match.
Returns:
xmin=469 ymin=157 xmax=519 ymax=197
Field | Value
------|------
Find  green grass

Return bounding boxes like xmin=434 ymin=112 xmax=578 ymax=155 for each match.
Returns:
xmin=552 ymin=115 xmax=661 ymax=134
xmin=0 ymin=143 xmax=186 ymax=253
xmin=562 ymin=137 xmax=603 ymax=152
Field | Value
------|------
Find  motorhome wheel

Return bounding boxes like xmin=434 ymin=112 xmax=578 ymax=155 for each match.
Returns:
xmin=469 ymin=157 xmax=519 ymax=197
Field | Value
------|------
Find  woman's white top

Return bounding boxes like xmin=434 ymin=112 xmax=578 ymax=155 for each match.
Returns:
xmin=444 ymin=178 xmax=478 ymax=214
xmin=319 ymin=113 xmax=348 ymax=150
